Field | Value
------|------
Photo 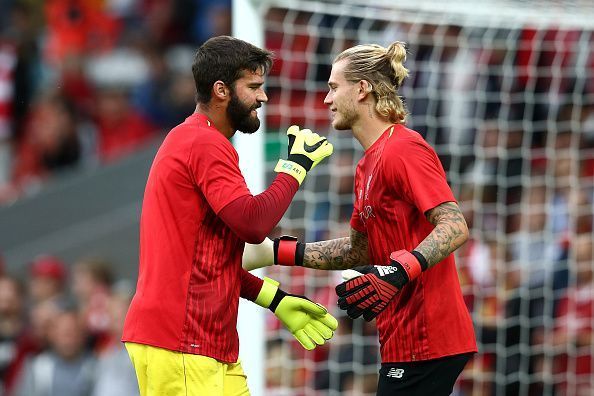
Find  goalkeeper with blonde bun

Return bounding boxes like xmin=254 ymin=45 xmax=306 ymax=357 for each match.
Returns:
xmin=122 ymin=36 xmax=336 ymax=396
xmin=243 ymin=41 xmax=476 ymax=395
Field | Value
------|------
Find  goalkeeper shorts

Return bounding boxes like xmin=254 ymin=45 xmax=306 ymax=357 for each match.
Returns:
xmin=125 ymin=342 xmax=250 ymax=396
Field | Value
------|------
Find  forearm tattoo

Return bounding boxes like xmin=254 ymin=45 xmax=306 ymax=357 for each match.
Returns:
xmin=303 ymin=228 xmax=369 ymax=270
xmin=415 ymin=201 xmax=469 ymax=268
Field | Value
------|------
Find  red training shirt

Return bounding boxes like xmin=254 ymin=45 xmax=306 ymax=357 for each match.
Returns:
xmin=122 ymin=113 xmax=292 ymax=362
xmin=350 ymin=124 xmax=477 ymax=363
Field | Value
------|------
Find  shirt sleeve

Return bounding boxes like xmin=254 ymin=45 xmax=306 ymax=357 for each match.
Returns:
xmin=218 ymin=173 xmax=299 ymax=243
xmin=386 ymin=138 xmax=456 ymax=214
xmin=189 ymin=136 xmax=251 ymax=214
xmin=239 ymin=269 xmax=264 ymax=302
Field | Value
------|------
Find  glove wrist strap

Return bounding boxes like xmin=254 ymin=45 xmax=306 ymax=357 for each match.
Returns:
xmin=254 ymin=277 xmax=280 ymax=308
xmin=411 ymin=250 xmax=429 ymax=271
xmin=268 ymin=288 xmax=287 ymax=313
xmin=274 ymin=159 xmax=306 ymax=185
xmin=274 ymin=236 xmax=305 ymax=266
xmin=389 ymin=250 xmax=424 ymax=286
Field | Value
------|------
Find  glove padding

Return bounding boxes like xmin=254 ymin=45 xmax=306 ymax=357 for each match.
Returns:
xmin=335 ymin=250 xmax=423 ymax=321
xmin=256 ymin=277 xmax=338 ymax=350
xmin=275 ymin=125 xmax=333 ymax=185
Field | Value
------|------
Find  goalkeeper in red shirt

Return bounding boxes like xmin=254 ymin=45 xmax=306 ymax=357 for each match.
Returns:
xmin=122 ymin=36 xmax=337 ymax=396
xmin=244 ymin=41 xmax=477 ymax=395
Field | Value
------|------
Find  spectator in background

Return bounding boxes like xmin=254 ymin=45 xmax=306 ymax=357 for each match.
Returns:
xmin=191 ymin=0 xmax=231 ymax=45
xmin=43 ymin=0 xmax=120 ymax=66
xmin=92 ymin=282 xmax=138 ymax=396
xmin=71 ymin=258 xmax=113 ymax=350
xmin=14 ymin=307 xmax=96 ymax=396
xmin=9 ymin=90 xmax=81 ymax=200
xmin=131 ymin=45 xmax=196 ymax=130
xmin=28 ymin=298 xmax=63 ymax=354
xmin=93 ymin=85 xmax=156 ymax=163
xmin=28 ymin=254 xmax=68 ymax=305
xmin=553 ymin=233 xmax=594 ymax=395
xmin=0 ymin=276 xmax=40 ymax=395
xmin=265 ymin=338 xmax=304 ymax=396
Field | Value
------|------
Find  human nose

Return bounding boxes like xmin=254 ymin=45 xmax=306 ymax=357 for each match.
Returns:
xmin=258 ymin=89 xmax=268 ymax=103
xmin=324 ymin=91 xmax=332 ymax=105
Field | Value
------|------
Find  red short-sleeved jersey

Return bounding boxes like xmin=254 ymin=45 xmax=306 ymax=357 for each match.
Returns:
xmin=350 ymin=124 xmax=477 ymax=363
xmin=122 ymin=114 xmax=253 ymax=363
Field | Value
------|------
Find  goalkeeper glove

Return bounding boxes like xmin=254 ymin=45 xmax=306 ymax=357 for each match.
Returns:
xmin=241 ymin=235 xmax=304 ymax=271
xmin=335 ymin=250 xmax=428 ymax=321
xmin=275 ymin=125 xmax=333 ymax=185
xmin=255 ymin=277 xmax=338 ymax=350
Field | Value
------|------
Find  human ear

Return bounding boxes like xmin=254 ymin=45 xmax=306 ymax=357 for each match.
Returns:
xmin=213 ymin=81 xmax=228 ymax=100
xmin=358 ymin=80 xmax=373 ymax=100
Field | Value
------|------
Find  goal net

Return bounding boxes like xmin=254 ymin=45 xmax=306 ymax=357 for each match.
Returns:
xmin=245 ymin=1 xmax=594 ymax=395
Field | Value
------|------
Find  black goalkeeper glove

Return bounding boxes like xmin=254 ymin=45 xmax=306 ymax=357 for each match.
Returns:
xmin=335 ymin=250 xmax=428 ymax=321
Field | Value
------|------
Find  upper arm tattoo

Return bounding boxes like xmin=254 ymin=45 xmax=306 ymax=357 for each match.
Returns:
xmin=415 ymin=201 xmax=469 ymax=268
xmin=302 ymin=228 xmax=369 ymax=270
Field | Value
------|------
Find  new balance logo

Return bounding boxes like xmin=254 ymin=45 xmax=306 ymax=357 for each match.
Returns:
xmin=377 ymin=266 xmax=398 ymax=277
xmin=387 ymin=368 xmax=404 ymax=378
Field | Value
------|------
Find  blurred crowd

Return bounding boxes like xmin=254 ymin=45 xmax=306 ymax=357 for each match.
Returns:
xmin=0 ymin=254 xmax=138 ymax=396
xmin=0 ymin=0 xmax=231 ymax=205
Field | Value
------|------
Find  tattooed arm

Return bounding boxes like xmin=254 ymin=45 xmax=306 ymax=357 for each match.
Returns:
xmin=414 ymin=201 xmax=469 ymax=269
xmin=302 ymin=228 xmax=369 ymax=270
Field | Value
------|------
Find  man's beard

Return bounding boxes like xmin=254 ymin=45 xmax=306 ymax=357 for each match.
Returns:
xmin=333 ymin=108 xmax=357 ymax=130
xmin=228 ymin=92 xmax=261 ymax=134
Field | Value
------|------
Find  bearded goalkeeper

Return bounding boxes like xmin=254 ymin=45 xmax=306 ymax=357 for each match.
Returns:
xmin=122 ymin=36 xmax=337 ymax=396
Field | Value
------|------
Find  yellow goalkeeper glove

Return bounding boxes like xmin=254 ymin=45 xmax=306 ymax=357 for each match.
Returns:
xmin=255 ymin=277 xmax=338 ymax=350
xmin=275 ymin=125 xmax=333 ymax=185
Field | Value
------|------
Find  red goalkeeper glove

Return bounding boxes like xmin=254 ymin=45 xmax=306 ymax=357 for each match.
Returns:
xmin=335 ymin=250 xmax=428 ymax=321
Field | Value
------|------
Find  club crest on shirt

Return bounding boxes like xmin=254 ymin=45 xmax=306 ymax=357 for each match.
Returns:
xmin=358 ymin=173 xmax=376 ymax=225
xmin=359 ymin=204 xmax=375 ymax=225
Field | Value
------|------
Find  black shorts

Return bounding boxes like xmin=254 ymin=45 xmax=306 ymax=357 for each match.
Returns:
xmin=377 ymin=352 xmax=474 ymax=396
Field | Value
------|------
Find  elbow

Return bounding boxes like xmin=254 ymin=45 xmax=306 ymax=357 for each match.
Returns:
xmin=244 ymin=234 xmax=267 ymax=245
xmin=240 ymin=227 xmax=269 ymax=245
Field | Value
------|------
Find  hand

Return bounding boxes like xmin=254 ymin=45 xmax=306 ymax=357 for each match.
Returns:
xmin=242 ymin=237 xmax=274 ymax=271
xmin=255 ymin=277 xmax=338 ymax=350
xmin=274 ymin=125 xmax=333 ymax=185
xmin=335 ymin=250 xmax=424 ymax=321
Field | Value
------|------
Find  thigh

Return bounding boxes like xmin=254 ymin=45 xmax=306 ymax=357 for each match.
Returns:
xmin=143 ymin=344 xmax=194 ymax=396
xmin=223 ymin=359 xmax=250 ymax=396
xmin=377 ymin=353 xmax=473 ymax=396
xmin=125 ymin=342 xmax=148 ymax=395
xmin=182 ymin=353 xmax=226 ymax=396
